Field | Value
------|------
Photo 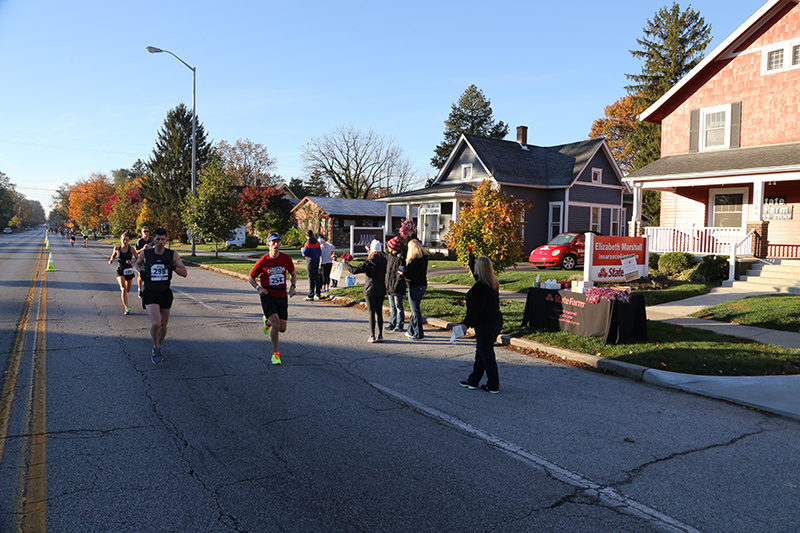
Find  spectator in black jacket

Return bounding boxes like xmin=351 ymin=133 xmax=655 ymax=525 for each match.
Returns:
xmin=384 ymin=236 xmax=406 ymax=332
xmin=345 ymin=240 xmax=387 ymax=343
xmin=403 ymin=238 xmax=428 ymax=340
xmin=459 ymin=253 xmax=503 ymax=393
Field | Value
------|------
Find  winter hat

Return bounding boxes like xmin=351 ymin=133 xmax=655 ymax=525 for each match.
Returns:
xmin=387 ymin=236 xmax=401 ymax=252
xmin=370 ymin=240 xmax=383 ymax=253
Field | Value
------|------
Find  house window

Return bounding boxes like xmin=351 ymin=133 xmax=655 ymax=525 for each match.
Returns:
xmin=793 ymin=44 xmax=800 ymax=66
xmin=548 ymin=202 xmax=563 ymax=240
xmin=591 ymin=168 xmax=602 ymax=183
xmin=699 ymin=104 xmax=731 ymax=150
xmin=767 ymin=48 xmax=784 ymax=71
xmin=611 ymin=208 xmax=620 ymax=236
xmin=461 ymin=164 xmax=473 ymax=180
xmin=590 ymin=207 xmax=601 ymax=234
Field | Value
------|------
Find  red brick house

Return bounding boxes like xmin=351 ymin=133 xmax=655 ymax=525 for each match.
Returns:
xmin=625 ymin=0 xmax=800 ymax=260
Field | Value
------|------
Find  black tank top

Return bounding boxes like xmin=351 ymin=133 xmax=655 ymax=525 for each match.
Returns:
xmin=143 ymin=248 xmax=175 ymax=291
xmin=116 ymin=246 xmax=134 ymax=275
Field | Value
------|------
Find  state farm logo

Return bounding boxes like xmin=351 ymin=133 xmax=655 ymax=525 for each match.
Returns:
xmin=597 ymin=267 xmax=625 ymax=278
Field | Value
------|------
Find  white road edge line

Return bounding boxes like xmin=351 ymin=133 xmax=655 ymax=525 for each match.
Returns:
xmin=172 ymin=287 xmax=215 ymax=311
xmin=371 ymin=383 xmax=702 ymax=533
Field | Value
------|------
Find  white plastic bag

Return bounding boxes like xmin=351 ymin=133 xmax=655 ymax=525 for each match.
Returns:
xmin=450 ymin=324 xmax=466 ymax=344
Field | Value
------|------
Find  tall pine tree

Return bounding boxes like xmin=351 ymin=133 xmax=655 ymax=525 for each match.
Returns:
xmin=625 ymin=2 xmax=712 ymax=171
xmin=143 ymin=104 xmax=212 ymax=239
xmin=431 ymin=85 xmax=509 ymax=171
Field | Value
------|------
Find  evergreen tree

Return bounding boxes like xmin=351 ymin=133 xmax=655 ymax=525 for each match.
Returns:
xmin=431 ymin=85 xmax=509 ymax=171
xmin=625 ymin=2 xmax=711 ymax=170
xmin=143 ymin=104 xmax=212 ymax=239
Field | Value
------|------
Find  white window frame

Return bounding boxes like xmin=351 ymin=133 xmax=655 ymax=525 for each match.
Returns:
xmin=762 ymin=38 xmax=800 ymax=75
xmin=590 ymin=207 xmax=602 ymax=234
xmin=548 ymin=201 xmax=564 ymax=240
xmin=699 ymin=104 xmax=732 ymax=151
xmin=591 ymin=168 xmax=602 ymax=183
xmin=611 ymin=208 xmax=620 ymax=236
xmin=707 ymin=187 xmax=749 ymax=229
xmin=461 ymin=164 xmax=473 ymax=180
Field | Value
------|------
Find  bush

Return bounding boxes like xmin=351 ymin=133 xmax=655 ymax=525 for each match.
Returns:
xmin=690 ymin=255 xmax=729 ymax=282
xmin=658 ymin=252 xmax=694 ymax=276
xmin=426 ymin=249 xmax=448 ymax=260
xmin=648 ymin=252 xmax=660 ymax=272
xmin=244 ymin=235 xmax=260 ymax=248
xmin=282 ymin=227 xmax=304 ymax=247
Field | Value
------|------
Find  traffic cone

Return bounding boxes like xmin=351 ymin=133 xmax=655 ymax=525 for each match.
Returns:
xmin=45 ymin=238 xmax=50 ymax=250
xmin=46 ymin=253 xmax=55 ymax=272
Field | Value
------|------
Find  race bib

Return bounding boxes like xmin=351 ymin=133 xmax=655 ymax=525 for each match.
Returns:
xmin=123 ymin=268 xmax=135 ymax=276
xmin=269 ymin=272 xmax=285 ymax=287
xmin=150 ymin=264 xmax=169 ymax=281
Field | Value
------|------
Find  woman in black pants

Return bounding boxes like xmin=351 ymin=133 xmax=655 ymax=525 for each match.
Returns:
xmin=459 ymin=254 xmax=503 ymax=393
xmin=345 ymin=240 xmax=387 ymax=343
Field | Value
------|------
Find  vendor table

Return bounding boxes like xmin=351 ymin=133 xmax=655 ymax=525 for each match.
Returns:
xmin=521 ymin=288 xmax=647 ymax=344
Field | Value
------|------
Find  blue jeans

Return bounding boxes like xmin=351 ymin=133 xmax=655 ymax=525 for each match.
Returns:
xmin=407 ymin=285 xmax=426 ymax=339
xmin=388 ymin=294 xmax=405 ymax=330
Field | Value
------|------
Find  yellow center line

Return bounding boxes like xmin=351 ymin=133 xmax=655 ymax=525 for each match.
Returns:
xmin=24 ymin=264 xmax=48 ymax=531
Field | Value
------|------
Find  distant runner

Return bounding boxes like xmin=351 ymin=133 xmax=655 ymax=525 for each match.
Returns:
xmin=248 ymin=233 xmax=296 ymax=365
xmin=134 ymin=227 xmax=188 ymax=364
xmin=135 ymin=227 xmax=153 ymax=298
xmin=82 ymin=228 xmax=90 ymax=248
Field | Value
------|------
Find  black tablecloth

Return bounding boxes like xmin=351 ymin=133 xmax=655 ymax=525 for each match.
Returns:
xmin=521 ymin=288 xmax=647 ymax=344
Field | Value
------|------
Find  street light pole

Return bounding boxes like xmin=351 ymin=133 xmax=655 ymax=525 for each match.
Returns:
xmin=146 ymin=46 xmax=197 ymax=256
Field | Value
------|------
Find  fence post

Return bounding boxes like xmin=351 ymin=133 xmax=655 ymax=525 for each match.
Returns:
xmin=728 ymin=241 xmax=736 ymax=282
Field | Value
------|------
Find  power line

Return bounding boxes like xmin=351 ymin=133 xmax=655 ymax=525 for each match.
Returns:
xmin=0 ymin=138 xmax=146 ymax=157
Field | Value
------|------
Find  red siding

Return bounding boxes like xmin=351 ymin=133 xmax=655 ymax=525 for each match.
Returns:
xmin=661 ymin=3 xmax=800 ymax=156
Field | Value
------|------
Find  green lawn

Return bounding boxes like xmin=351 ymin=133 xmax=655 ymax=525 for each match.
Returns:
xmin=693 ymin=294 xmax=800 ymax=333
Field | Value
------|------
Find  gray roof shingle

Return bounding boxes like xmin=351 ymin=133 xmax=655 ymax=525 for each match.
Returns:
xmin=627 ymin=142 xmax=800 ymax=179
xmin=294 ymin=197 xmax=412 ymax=217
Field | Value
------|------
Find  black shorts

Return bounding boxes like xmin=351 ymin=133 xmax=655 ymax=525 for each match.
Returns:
xmin=116 ymin=268 xmax=135 ymax=281
xmin=142 ymin=288 xmax=174 ymax=310
xmin=260 ymin=293 xmax=288 ymax=321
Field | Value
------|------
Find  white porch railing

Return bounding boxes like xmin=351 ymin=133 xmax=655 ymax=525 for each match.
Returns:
xmin=728 ymin=229 xmax=756 ymax=282
xmin=645 ymin=226 xmax=750 ymax=256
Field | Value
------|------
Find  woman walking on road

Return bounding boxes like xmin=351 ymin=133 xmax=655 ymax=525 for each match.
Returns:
xmin=344 ymin=240 xmax=387 ymax=343
xmin=458 ymin=253 xmax=503 ymax=393
xmin=403 ymin=238 xmax=428 ymax=341
xmin=108 ymin=231 xmax=139 ymax=315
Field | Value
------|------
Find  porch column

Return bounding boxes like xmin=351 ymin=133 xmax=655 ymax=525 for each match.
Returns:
xmin=384 ymin=204 xmax=392 ymax=235
xmin=452 ymin=199 xmax=459 ymax=223
xmin=751 ymin=179 xmax=765 ymax=220
xmin=747 ymin=220 xmax=769 ymax=259
xmin=630 ymin=183 xmax=643 ymax=237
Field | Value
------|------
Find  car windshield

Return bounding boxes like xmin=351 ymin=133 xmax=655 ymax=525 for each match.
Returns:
xmin=547 ymin=233 xmax=579 ymax=246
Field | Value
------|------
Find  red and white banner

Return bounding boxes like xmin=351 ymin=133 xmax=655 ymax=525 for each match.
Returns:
xmin=583 ymin=235 xmax=648 ymax=282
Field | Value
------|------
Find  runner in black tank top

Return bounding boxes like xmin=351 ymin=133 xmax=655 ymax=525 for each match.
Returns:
xmin=133 ymin=227 xmax=188 ymax=364
xmin=108 ymin=232 xmax=139 ymax=315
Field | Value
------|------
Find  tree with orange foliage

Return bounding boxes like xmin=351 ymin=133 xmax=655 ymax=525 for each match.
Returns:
xmin=445 ymin=180 xmax=530 ymax=273
xmin=589 ymin=94 xmax=642 ymax=174
xmin=69 ymin=173 xmax=115 ymax=230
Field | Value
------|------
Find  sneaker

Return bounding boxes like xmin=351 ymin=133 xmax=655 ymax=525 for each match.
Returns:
xmin=138 ymin=290 xmax=143 ymax=299
xmin=376 ymin=335 xmax=383 ymax=343
xmin=151 ymin=348 xmax=163 ymax=365
xmin=405 ymin=331 xmax=413 ymax=339
xmin=304 ymin=296 xmax=314 ymax=301
xmin=385 ymin=324 xmax=395 ymax=331
xmin=368 ymin=336 xmax=376 ymax=343
xmin=262 ymin=315 xmax=271 ymax=336
xmin=271 ymin=352 xmax=281 ymax=365
xmin=124 ymin=307 xmax=130 ymax=315
xmin=314 ymin=295 xmax=321 ymax=301
xmin=481 ymin=384 xmax=499 ymax=394
xmin=460 ymin=380 xmax=478 ymax=390
xmin=394 ymin=326 xmax=405 ymax=332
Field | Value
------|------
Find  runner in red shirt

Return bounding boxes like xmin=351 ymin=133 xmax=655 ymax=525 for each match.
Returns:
xmin=248 ymin=233 xmax=297 ymax=365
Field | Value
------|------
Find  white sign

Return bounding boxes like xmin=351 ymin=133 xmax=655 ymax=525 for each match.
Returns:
xmin=226 ymin=226 xmax=246 ymax=246
xmin=419 ymin=204 xmax=441 ymax=215
xmin=330 ymin=261 xmax=344 ymax=287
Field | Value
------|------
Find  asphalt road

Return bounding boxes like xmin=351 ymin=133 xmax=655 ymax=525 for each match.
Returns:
xmin=1 ymin=229 xmax=799 ymax=532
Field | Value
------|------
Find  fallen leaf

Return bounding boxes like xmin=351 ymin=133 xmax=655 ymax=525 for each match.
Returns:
xmin=624 ymin=438 xmax=636 ymax=443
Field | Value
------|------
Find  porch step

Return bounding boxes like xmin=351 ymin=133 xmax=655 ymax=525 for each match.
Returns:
xmin=726 ymin=258 xmax=800 ymax=294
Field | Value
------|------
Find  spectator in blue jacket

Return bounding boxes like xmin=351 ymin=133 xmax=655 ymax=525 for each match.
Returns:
xmin=301 ymin=230 xmax=322 ymax=301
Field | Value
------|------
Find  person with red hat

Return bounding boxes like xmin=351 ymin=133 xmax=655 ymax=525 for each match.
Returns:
xmin=384 ymin=236 xmax=406 ymax=332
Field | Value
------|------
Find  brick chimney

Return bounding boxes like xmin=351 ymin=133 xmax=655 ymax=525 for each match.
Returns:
xmin=516 ymin=125 xmax=528 ymax=146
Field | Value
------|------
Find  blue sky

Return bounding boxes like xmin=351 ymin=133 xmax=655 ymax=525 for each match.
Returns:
xmin=0 ymin=0 xmax=760 ymax=213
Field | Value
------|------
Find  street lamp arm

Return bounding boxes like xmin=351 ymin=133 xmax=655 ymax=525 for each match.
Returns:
xmin=146 ymin=46 xmax=195 ymax=73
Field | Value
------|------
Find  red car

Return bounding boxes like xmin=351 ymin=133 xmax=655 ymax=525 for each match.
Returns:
xmin=528 ymin=232 xmax=591 ymax=270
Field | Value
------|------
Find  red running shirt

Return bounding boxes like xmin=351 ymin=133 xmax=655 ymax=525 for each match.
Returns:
xmin=250 ymin=253 xmax=296 ymax=297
